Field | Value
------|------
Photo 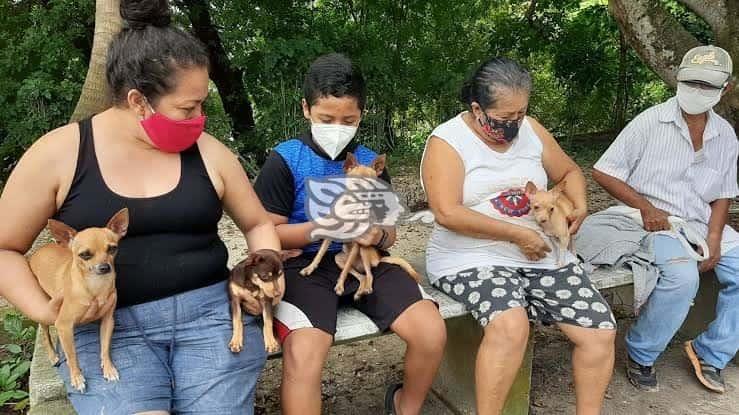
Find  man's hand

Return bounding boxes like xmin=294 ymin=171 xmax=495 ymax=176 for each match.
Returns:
xmin=699 ymin=233 xmax=722 ymax=273
xmin=567 ymin=207 xmax=587 ymax=235
xmin=640 ymin=205 xmax=670 ymax=231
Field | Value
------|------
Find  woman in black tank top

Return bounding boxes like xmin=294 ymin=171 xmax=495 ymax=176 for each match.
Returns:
xmin=0 ymin=1 xmax=279 ymax=413
xmin=56 ymin=118 xmax=231 ymax=307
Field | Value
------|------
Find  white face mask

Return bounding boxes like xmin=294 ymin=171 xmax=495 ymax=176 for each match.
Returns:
xmin=676 ymin=82 xmax=723 ymax=115
xmin=310 ymin=123 xmax=358 ymax=160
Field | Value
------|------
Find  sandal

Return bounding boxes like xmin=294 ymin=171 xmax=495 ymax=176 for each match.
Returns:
xmin=684 ymin=340 xmax=725 ymax=393
xmin=384 ymin=382 xmax=403 ymax=415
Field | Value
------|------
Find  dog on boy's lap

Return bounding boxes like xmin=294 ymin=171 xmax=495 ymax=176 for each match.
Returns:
xmin=300 ymin=153 xmax=421 ymax=300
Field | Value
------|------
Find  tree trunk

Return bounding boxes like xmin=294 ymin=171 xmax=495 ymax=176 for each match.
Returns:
xmin=177 ymin=0 xmax=260 ymax=160
xmin=713 ymin=0 xmax=739 ymax=129
xmin=382 ymin=107 xmax=396 ymax=152
xmin=614 ymin=29 xmax=627 ymax=130
xmin=69 ymin=0 xmax=122 ymax=122
xmin=525 ymin=0 xmax=538 ymax=25
xmin=609 ymin=0 xmax=738 ymax=128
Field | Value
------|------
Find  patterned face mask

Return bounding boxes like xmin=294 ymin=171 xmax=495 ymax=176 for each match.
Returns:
xmin=478 ymin=112 xmax=521 ymax=144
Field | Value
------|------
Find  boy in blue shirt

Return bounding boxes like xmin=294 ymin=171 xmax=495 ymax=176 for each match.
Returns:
xmin=254 ymin=53 xmax=446 ymax=415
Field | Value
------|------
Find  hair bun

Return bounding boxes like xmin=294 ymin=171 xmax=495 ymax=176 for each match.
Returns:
xmin=120 ymin=0 xmax=172 ymax=30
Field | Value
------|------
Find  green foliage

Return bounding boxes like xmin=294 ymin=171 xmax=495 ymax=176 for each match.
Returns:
xmin=0 ymin=310 xmax=36 ymax=411
xmin=207 ymin=0 xmax=679 ymax=157
xmin=0 ymin=0 xmax=722 ymax=177
xmin=204 ymin=82 xmax=233 ymax=143
xmin=662 ymin=0 xmax=714 ymax=45
xmin=0 ymin=0 xmax=93 ymax=175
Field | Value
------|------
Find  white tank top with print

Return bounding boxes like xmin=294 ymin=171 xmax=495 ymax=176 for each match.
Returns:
xmin=422 ymin=113 xmax=576 ymax=283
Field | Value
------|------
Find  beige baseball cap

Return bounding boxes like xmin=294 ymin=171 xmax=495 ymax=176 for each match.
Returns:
xmin=677 ymin=45 xmax=733 ymax=88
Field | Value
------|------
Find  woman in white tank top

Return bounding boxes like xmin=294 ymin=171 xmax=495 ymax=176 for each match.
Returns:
xmin=421 ymin=57 xmax=616 ymax=415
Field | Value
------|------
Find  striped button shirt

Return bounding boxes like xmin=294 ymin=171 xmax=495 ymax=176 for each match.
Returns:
xmin=594 ymin=97 xmax=739 ymax=248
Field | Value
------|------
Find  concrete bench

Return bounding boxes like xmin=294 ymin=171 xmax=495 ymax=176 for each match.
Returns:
xmin=27 ymin=259 xmax=641 ymax=415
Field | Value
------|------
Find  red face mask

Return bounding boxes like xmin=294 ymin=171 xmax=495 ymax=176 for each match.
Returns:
xmin=140 ymin=102 xmax=206 ymax=153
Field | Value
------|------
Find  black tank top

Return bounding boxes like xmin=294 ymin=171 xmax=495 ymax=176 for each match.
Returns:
xmin=54 ymin=118 xmax=229 ymax=307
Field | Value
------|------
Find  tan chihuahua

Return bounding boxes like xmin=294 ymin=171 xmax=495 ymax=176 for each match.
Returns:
xmin=228 ymin=249 xmax=301 ymax=353
xmin=29 ymin=208 xmax=128 ymax=392
xmin=300 ymin=153 xmax=421 ymax=300
xmin=525 ymin=181 xmax=575 ymax=266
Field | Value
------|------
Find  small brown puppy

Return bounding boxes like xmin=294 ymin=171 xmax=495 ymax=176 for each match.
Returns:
xmin=228 ymin=249 xmax=301 ymax=353
xmin=300 ymin=153 xmax=421 ymax=300
xmin=29 ymin=208 xmax=128 ymax=392
xmin=526 ymin=181 xmax=575 ymax=266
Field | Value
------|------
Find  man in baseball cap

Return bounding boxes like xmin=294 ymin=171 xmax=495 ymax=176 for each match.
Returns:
xmin=582 ymin=44 xmax=737 ymax=394
xmin=676 ymin=45 xmax=733 ymax=114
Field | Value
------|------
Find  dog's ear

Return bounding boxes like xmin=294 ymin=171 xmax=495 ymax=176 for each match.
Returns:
xmin=343 ymin=152 xmax=358 ymax=172
xmin=372 ymin=154 xmax=387 ymax=177
xmin=524 ymin=181 xmax=538 ymax=196
xmin=279 ymin=249 xmax=302 ymax=261
xmin=244 ymin=251 xmax=265 ymax=267
xmin=230 ymin=259 xmax=250 ymax=282
xmin=106 ymin=208 xmax=129 ymax=238
xmin=47 ymin=220 xmax=77 ymax=246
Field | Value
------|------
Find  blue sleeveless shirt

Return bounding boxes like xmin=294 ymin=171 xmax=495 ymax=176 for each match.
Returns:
xmin=274 ymin=138 xmax=379 ymax=253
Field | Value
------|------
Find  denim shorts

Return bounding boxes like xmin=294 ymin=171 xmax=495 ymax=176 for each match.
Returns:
xmin=55 ymin=280 xmax=267 ymax=414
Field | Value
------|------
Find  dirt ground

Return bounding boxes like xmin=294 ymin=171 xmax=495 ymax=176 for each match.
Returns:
xmin=4 ymin=167 xmax=739 ymax=414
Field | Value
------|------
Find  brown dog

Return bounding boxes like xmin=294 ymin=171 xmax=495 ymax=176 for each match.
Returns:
xmin=29 ymin=208 xmax=128 ymax=392
xmin=300 ymin=153 xmax=421 ymax=300
xmin=228 ymin=249 xmax=301 ymax=353
xmin=525 ymin=181 xmax=575 ymax=265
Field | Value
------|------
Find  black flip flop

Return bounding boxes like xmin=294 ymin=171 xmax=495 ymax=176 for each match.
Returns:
xmin=384 ymin=382 xmax=403 ymax=415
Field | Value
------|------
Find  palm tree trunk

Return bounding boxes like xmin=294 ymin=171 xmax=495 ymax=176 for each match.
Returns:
xmin=70 ymin=0 xmax=122 ymax=123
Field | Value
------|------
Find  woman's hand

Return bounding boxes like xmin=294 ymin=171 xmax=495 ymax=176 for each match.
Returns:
xmin=512 ymin=228 xmax=551 ymax=261
xmin=238 ymin=290 xmax=264 ymax=316
xmin=567 ymin=207 xmax=588 ymax=235
xmin=39 ymin=290 xmax=117 ymax=326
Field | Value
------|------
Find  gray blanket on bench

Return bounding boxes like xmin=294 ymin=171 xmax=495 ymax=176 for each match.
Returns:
xmin=575 ymin=210 xmax=658 ymax=312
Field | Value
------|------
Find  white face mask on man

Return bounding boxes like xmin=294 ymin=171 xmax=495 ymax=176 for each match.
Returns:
xmin=311 ymin=123 xmax=358 ymax=159
xmin=676 ymin=82 xmax=724 ymax=115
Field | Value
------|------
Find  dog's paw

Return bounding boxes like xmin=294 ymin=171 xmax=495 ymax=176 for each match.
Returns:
xmin=70 ymin=371 xmax=86 ymax=392
xmin=265 ymin=338 xmax=280 ymax=353
xmin=229 ymin=336 xmax=244 ymax=353
xmin=352 ymin=284 xmax=372 ymax=301
xmin=334 ymin=283 xmax=345 ymax=296
xmin=101 ymin=361 xmax=119 ymax=382
xmin=299 ymin=266 xmax=315 ymax=277
xmin=47 ymin=352 xmax=60 ymax=366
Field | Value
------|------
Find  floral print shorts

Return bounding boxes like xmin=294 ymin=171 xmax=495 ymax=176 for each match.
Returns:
xmin=434 ymin=263 xmax=617 ymax=329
